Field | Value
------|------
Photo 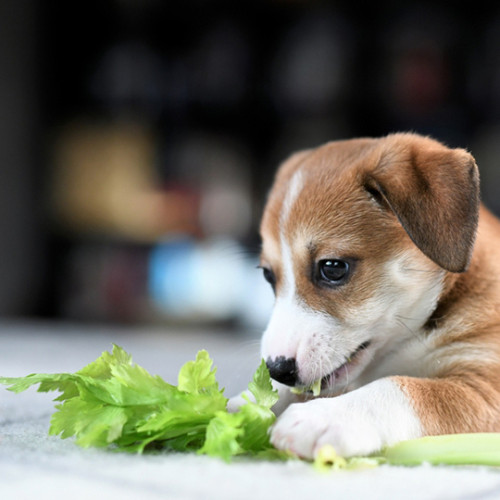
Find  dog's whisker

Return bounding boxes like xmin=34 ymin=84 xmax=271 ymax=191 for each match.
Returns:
xmin=342 ymin=363 xmax=350 ymax=395
xmin=395 ymin=314 xmax=421 ymax=322
xmin=395 ymin=316 xmax=430 ymax=351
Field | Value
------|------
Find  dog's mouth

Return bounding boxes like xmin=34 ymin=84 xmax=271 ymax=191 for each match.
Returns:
xmin=322 ymin=340 xmax=371 ymax=388
xmin=293 ymin=340 xmax=372 ymax=396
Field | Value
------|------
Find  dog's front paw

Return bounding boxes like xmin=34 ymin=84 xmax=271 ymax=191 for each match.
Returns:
xmin=270 ymin=398 xmax=384 ymax=459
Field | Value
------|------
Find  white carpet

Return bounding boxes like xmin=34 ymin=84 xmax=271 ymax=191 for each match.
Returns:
xmin=1 ymin=320 xmax=500 ymax=500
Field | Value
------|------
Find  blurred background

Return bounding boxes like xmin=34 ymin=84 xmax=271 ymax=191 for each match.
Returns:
xmin=2 ymin=1 xmax=500 ymax=331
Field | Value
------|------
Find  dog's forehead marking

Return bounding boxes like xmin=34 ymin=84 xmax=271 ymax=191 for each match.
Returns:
xmin=280 ymin=168 xmax=305 ymax=227
xmin=279 ymin=168 xmax=306 ymax=298
xmin=280 ymin=235 xmax=296 ymax=298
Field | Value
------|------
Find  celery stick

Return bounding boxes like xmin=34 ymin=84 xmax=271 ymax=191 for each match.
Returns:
xmin=290 ymin=379 xmax=322 ymax=396
xmin=383 ymin=433 xmax=500 ymax=466
xmin=311 ymin=379 xmax=322 ymax=396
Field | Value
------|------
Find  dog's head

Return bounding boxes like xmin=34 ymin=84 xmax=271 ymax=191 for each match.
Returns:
xmin=260 ymin=133 xmax=480 ymax=394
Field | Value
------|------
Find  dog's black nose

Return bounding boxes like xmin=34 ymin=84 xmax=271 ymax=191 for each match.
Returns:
xmin=266 ymin=356 xmax=298 ymax=386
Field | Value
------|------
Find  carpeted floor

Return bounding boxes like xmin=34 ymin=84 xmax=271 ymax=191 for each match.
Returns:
xmin=2 ymin=320 xmax=500 ymax=500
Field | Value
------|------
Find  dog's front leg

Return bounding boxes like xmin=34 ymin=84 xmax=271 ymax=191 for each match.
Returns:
xmin=271 ymin=377 xmax=422 ymax=458
xmin=271 ymin=374 xmax=500 ymax=459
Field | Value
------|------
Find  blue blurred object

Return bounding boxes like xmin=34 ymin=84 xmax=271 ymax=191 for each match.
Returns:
xmin=149 ymin=238 xmax=273 ymax=328
xmin=149 ymin=238 xmax=196 ymax=315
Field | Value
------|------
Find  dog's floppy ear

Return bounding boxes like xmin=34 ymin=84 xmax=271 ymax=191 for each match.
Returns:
xmin=364 ymin=135 xmax=480 ymax=273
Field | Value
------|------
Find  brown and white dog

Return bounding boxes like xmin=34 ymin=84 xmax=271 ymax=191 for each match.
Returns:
xmin=256 ymin=132 xmax=500 ymax=459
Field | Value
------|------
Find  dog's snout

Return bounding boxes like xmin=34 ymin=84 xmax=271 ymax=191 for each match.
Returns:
xmin=266 ymin=356 xmax=298 ymax=386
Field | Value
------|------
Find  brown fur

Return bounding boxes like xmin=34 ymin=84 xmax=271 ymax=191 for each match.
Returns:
xmin=261 ymin=132 xmax=500 ymax=437
xmin=395 ymin=203 xmax=500 ymax=436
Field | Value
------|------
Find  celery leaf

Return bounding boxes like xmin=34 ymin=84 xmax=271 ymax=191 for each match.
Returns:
xmin=0 ymin=345 xmax=280 ymax=462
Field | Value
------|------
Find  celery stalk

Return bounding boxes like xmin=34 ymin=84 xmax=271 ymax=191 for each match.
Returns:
xmin=311 ymin=379 xmax=322 ymax=396
xmin=382 ymin=433 xmax=500 ymax=466
xmin=317 ymin=433 xmax=500 ymax=471
xmin=290 ymin=379 xmax=322 ymax=397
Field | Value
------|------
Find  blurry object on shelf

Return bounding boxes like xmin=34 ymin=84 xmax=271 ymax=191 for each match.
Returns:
xmin=266 ymin=7 xmax=353 ymax=165
xmin=90 ymin=41 xmax=169 ymax=120
xmin=379 ymin=6 xmax=465 ymax=144
xmin=57 ymin=237 xmax=272 ymax=329
xmin=50 ymin=120 xmax=201 ymax=241
xmin=59 ymin=242 xmax=150 ymax=323
xmin=190 ymin=18 xmax=251 ymax=108
xmin=49 ymin=119 xmax=259 ymax=325
xmin=149 ymin=238 xmax=273 ymax=328
xmin=166 ymin=132 xmax=254 ymax=238
xmin=270 ymin=8 xmax=352 ymax=115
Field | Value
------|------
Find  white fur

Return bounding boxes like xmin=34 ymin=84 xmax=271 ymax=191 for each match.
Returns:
xmin=261 ymin=294 xmax=346 ymax=383
xmin=277 ymin=169 xmax=304 ymax=299
xmin=279 ymin=235 xmax=296 ymax=298
xmin=280 ymin=169 xmax=304 ymax=228
xmin=270 ymin=377 xmax=423 ymax=458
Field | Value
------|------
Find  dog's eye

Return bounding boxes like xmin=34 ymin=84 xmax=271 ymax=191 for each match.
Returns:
xmin=318 ymin=259 xmax=350 ymax=284
xmin=261 ymin=267 xmax=276 ymax=289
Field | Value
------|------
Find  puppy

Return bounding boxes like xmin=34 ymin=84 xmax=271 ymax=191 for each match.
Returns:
xmin=258 ymin=132 xmax=500 ymax=459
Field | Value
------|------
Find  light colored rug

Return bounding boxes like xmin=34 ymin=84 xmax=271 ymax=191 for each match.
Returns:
xmin=1 ymin=320 xmax=500 ymax=500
